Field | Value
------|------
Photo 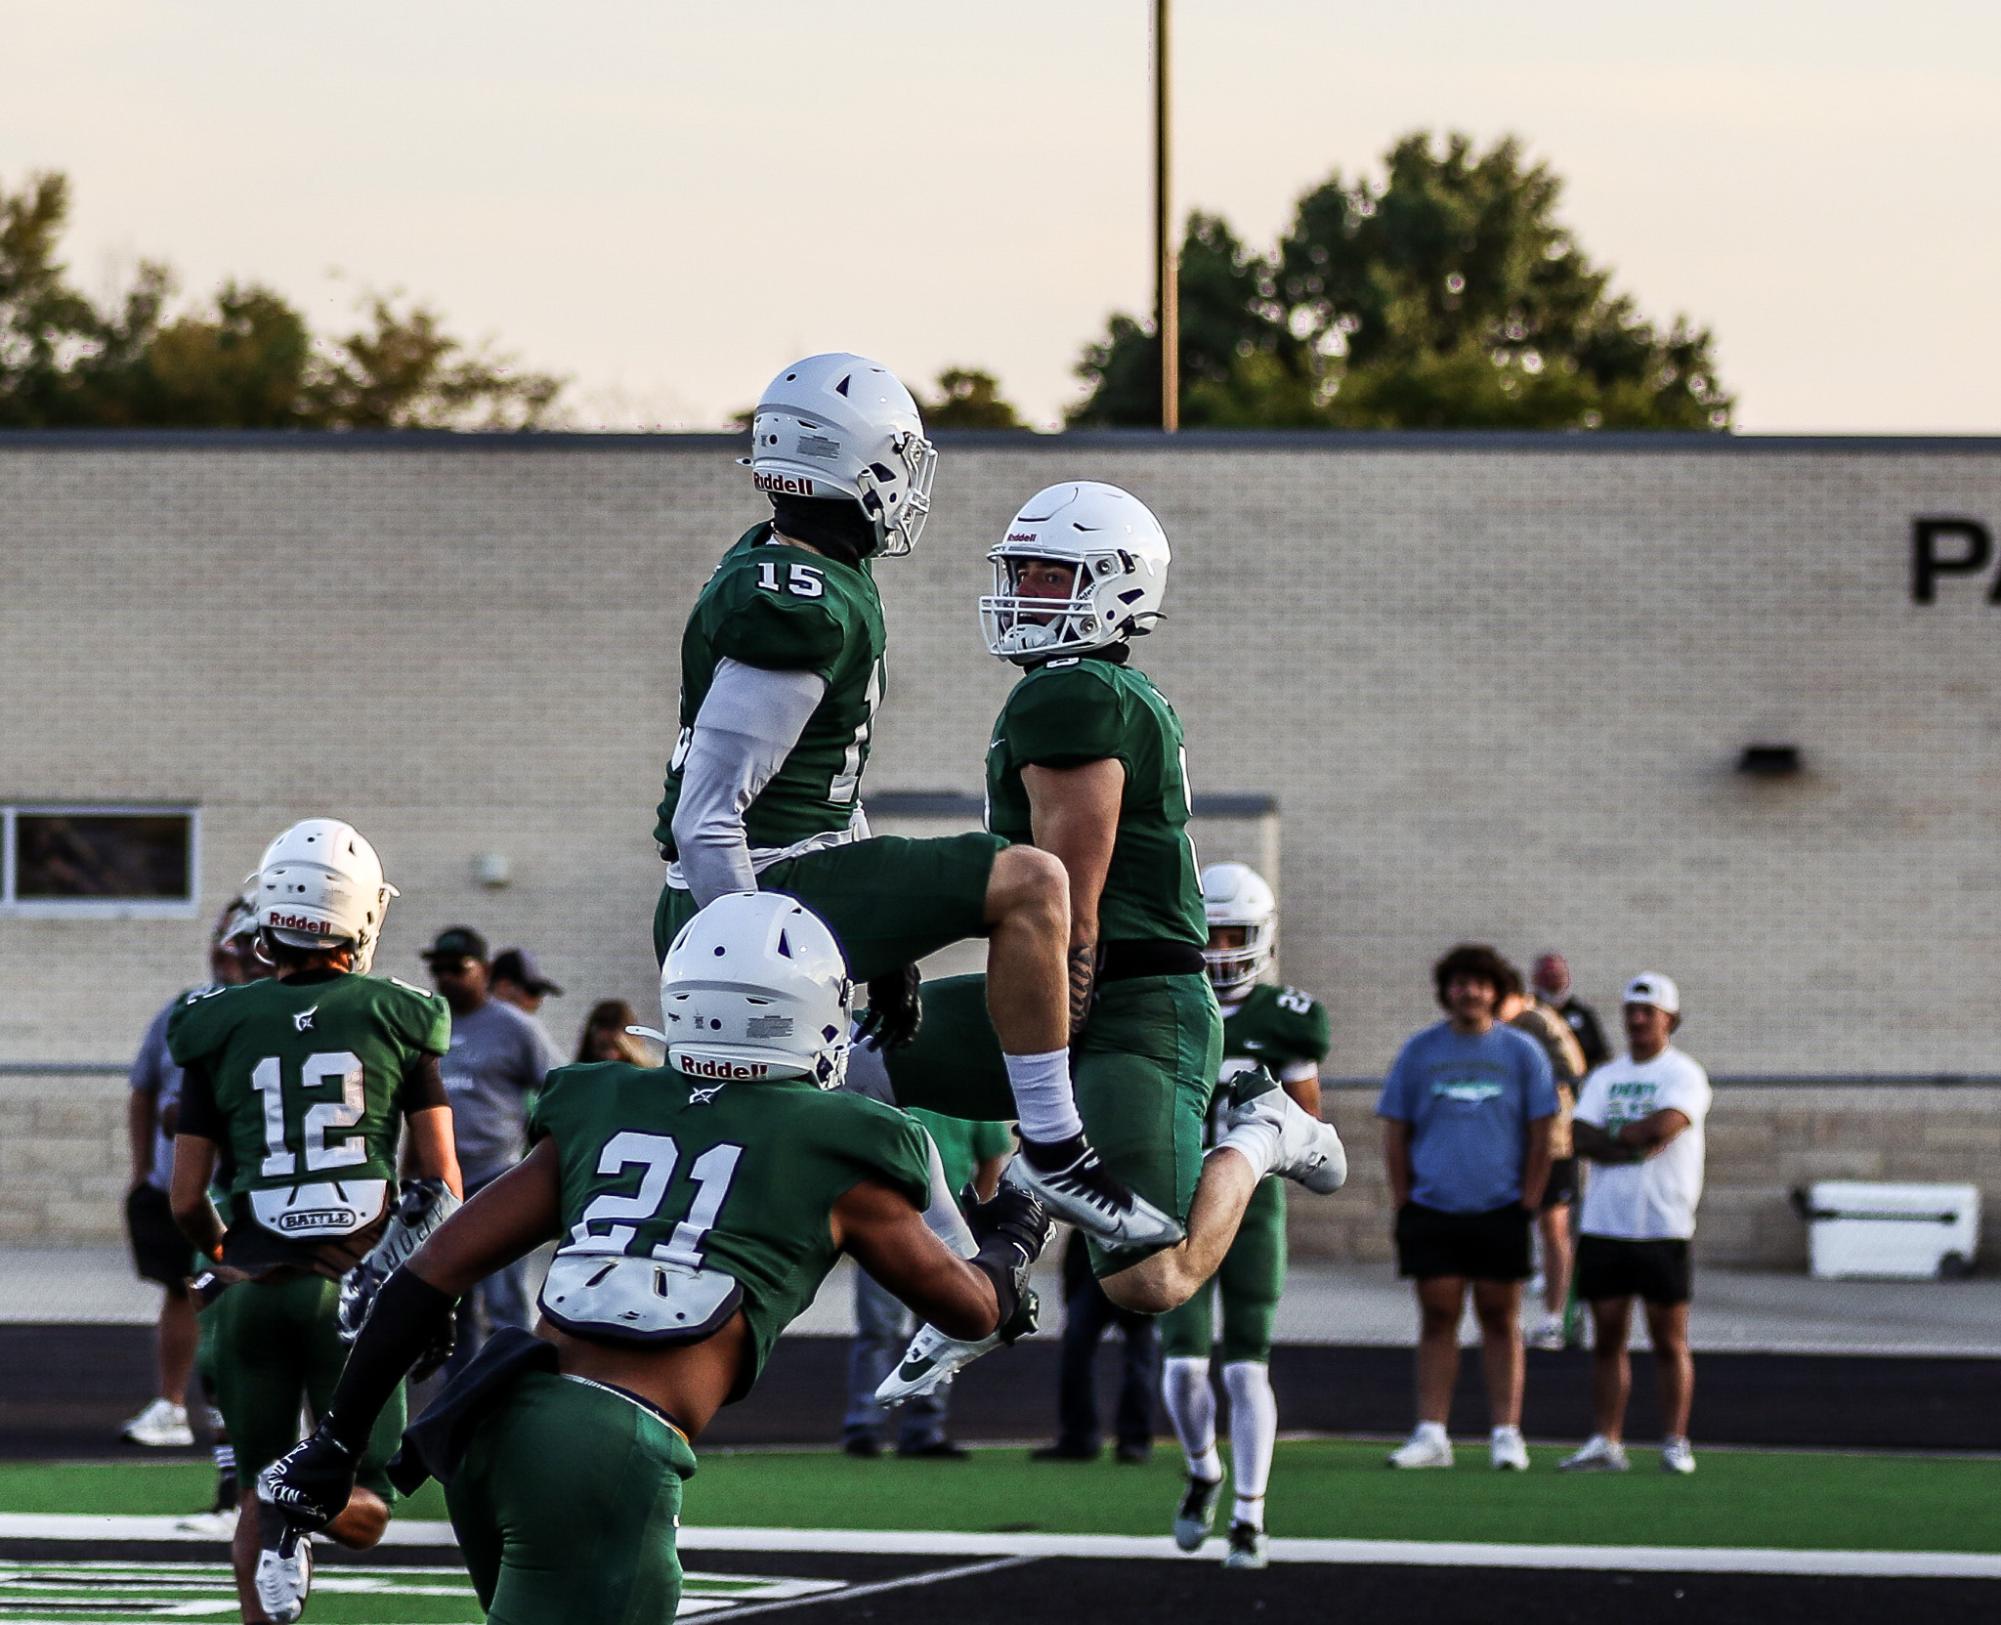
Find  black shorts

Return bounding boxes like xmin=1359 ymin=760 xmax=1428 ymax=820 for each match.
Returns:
xmin=1540 ymin=1157 xmax=1579 ymax=1211
xmin=125 ymin=1183 xmax=191 ymax=1289
xmin=1575 ymin=1235 xmax=1693 ymax=1306
xmin=1395 ymin=1202 xmax=1533 ymax=1283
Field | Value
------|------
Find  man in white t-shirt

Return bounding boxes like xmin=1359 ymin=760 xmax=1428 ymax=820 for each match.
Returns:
xmin=1561 ymin=973 xmax=1710 ymax=1477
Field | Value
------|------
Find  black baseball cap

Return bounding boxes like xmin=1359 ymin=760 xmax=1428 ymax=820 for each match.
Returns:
xmin=422 ymin=926 xmax=488 ymax=966
xmin=491 ymin=947 xmax=563 ymax=997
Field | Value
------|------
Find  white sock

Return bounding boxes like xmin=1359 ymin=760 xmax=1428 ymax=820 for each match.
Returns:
xmin=916 ymin=1127 xmax=978 ymax=1259
xmin=1005 ymin=1050 xmax=1083 ymax=1143
xmin=1413 ymin=1419 xmax=1448 ymax=1443
xmin=1161 ymin=1356 xmax=1219 ymax=1478
xmin=1210 ymin=1119 xmax=1279 ymax=1181
xmin=1223 ymin=1360 xmax=1277 ymax=1502
xmin=1493 ymin=1424 xmax=1522 ymax=1442
xmin=1232 ymin=1495 xmax=1265 ymax=1530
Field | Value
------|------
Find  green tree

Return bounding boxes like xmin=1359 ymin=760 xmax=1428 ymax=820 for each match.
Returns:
xmin=0 ymin=171 xmax=563 ymax=429
xmin=918 ymin=366 xmax=1025 ymax=429
xmin=1071 ymin=132 xmax=1731 ymax=431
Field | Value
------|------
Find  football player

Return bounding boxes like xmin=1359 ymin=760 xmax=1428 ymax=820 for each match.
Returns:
xmin=260 ymin=893 xmax=1051 ymax=1623
xmin=168 ymin=820 xmax=462 ymax=1625
xmin=651 ymin=353 xmax=1170 ymax=1251
xmin=859 ymin=483 xmax=1348 ymax=1399
xmin=1159 ymin=863 xmax=1331 ymax=1570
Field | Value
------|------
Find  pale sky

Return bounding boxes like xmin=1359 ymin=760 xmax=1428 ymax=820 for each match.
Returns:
xmin=8 ymin=1 xmax=1998 ymax=432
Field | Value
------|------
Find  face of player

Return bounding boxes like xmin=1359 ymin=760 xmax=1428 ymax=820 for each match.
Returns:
xmin=1624 ymin=1001 xmax=1674 ymax=1060
xmin=1444 ymin=972 xmax=1498 ymax=1029
xmin=1207 ymin=925 xmax=1249 ymax=954
xmin=1012 ymin=558 xmax=1079 ymax=624
xmin=428 ymin=956 xmax=489 ymax=1016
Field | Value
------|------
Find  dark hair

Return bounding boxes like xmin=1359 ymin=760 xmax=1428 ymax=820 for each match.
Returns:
xmin=1432 ymin=943 xmax=1519 ymax=1011
xmin=259 ymin=931 xmax=353 ymax=973
xmin=576 ymin=999 xmax=647 ymax=1065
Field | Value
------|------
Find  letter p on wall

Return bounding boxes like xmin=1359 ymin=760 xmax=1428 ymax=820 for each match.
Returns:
xmin=1911 ymin=516 xmax=1997 ymax=603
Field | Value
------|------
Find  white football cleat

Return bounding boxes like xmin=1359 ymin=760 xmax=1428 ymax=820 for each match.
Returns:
xmin=1387 ymin=1426 xmax=1454 ymax=1469
xmin=1173 ymin=1474 xmax=1223 ymax=1551
xmin=875 ymin=1286 xmax=1039 ymax=1405
xmin=1490 ymin=1426 xmax=1530 ymax=1471
xmin=1222 ymin=1076 xmax=1347 ymax=1194
xmin=1222 ymin=1520 xmax=1269 ymax=1570
xmin=1011 ymin=1137 xmax=1183 ymax=1250
xmin=254 ymin=1528 xmax=313 ymax=1624
xmin=120 ymin=1397 xmax=194 ymax=1448
xmin=1559 ymin=1434 xmax=1630 ymax=1473
xmin=1661 ymin=1436 xmax=1697 ymax=1475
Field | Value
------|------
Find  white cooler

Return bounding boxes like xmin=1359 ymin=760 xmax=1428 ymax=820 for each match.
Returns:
xmin=1801 ymin=1181 xmax=1981 ymax=1280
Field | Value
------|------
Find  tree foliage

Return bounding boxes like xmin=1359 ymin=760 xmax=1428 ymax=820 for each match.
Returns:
xmin=918 ymin=366 xmax=1025 ymax=429
xmin=0 ymin=172 xmax=563 ymax=429
xmin=1072 ymin=132 xmax=1732 ymax=431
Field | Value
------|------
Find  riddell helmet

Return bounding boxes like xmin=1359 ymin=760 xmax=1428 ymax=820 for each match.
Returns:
xmin=249 ymin=820 xmax=398 ymax=974
xmin=652 ymin=893 xmax=853 ymax=1090
xmin=743 ymin=353 xmax=937 ymax=557
xmin=980 ymin=482 xmax=1171 ymax=664
xmin=1201 ymin=862 xmax=1277 ymax=996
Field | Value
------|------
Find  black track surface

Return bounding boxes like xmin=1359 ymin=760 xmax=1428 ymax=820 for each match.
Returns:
xmin=8 ymin=1324 xmax=1999 ymax=1458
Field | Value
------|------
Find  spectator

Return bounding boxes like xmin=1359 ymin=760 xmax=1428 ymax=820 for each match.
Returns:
xmin=1380 ymin=944 xmax=1557 ymax=1471
xmin=1031 ymin=1229 xmax=1161 ymax=1464
xmin=424 ymin=926 xmax=563 ymax=1378
xmin=490 ymin=946 xmax=564 ymax=1016
xmin=1563 ymin=974 xmax=1712 ymax=1476
xmin=843 ymin=1111 xmax=1012 ymax=1458
xmin=1533 ymin=951 xmax=1612 ymax=1073
xmin=1497 ymin=969 xmax=1588 ymax=1351
xmin=121 ymin=896 xmax=260 ymax=1454
xmin=576 ymin=999 xmax=657 ymax=1066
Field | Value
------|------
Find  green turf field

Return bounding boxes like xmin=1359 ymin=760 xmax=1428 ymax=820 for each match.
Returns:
xmin=4 ymin=1441 xmax=1998 ymax=1554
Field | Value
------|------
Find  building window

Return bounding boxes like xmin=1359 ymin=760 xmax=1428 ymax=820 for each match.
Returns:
xmin=1 ymin=806 xmax=199 ymax=917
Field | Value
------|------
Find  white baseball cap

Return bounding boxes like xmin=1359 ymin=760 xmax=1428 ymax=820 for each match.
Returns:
xmin=1622 ymin=973 xmax=1680 ymax=1014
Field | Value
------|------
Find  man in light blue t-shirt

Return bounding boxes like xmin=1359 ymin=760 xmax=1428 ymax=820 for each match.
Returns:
xmin=1378 ymin=945 xmax=1555 ymax=1472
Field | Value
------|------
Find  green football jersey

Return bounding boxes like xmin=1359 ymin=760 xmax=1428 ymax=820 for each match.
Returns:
xmin=528 ymin=1063 xmax=932 ymax=1397
xmin=167 ymin=971 xmax=450 ymax=1273
xmin=985 ymin=654 xmax=1205 ymax=947
xmin=654 ymin=523 xmax=887 ymax=857
xmin=1209 ymin=982 xmax=1331 ymax=1142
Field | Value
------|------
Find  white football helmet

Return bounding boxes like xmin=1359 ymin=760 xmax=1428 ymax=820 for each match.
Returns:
xmin=743 ymin=353 xmax=937 ymax=557
xmin=1201 ymin=862 xmax=1277 ymax=996
xmin=980 ymin=481 xmax=1171 ymax=664
xmin=248 ymin=819 xmax=398 ymax=974
xmin=649 ymin=892 xmax=853 ymax=1090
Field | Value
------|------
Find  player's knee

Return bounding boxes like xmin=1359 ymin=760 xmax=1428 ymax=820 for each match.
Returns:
xmin=988 ymin=845 xmax=1068 ymax=932
xmin=1102 ymin=1264 xmax=1183 ymax=1317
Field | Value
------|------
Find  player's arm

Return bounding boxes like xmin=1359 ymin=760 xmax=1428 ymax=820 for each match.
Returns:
xmin=834 ymin=1176 xmax=1048 ymax=1343
xmin=1519 ymin=1113 xmax=1556 ymax=1210
xmin=1278 ymin=1062 xmax=1322 ymax=1119
xmin=1022 ymin=758 xmax=1124 ymax=1033
xmin=397 ymin=1054 xmax=463 ymax=1197
xmin=168 ymin=1132 xmax=224 ymax=1260
xmin=127 ymin=1091 xmax=156 ymax=1188
xmin=1571 ymin=1119 xmax=1636 ymax=1163
xmin=672 ymin=657 xmax=828 ymax=906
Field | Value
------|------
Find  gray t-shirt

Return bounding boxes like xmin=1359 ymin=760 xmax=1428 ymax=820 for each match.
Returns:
xmin=1377 ymin=1019 xmax=1557 ymax=1213
xmin=130 ymin=987 xmax=202 ymax=1192
xmin=441 ymin=997 xmax=563 ymax=1183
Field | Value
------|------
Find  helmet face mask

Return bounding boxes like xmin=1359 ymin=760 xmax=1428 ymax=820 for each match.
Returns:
xmin=744 ymin=353 xmax=936 ymax=558
xmin=249 ymin=819 xmax=397 ymax=975
xmin=653 ymin=893 xmax=853 ymax=1090
xmin=980 ymin=482 xmax=1171 ymax=665
xmin=1200 ymin=862 xmax=1277 ymax=996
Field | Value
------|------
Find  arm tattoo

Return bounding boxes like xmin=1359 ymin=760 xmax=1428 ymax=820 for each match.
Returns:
xmin=1066 ymin=942 xmax=1099 ymax=1038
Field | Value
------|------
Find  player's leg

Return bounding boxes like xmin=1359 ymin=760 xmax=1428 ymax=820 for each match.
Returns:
xmin=1643 ymin=1243 xmax=1696 ymax=1469
xmin=446 ymin=1369 xmax=696 ymax=1624
xmin=1587 ymin=1294 xmax=1634 ymax=1439
xmin=1530 ymin=1161 xmax=1577 ymax=1348
xmin=1217 ymin=1179 xmax=1284 ymax=1545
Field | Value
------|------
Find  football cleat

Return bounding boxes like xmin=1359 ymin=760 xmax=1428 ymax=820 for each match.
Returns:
xmin=1222 ymin=1521 xmax=1269 ymax=1570
xmin=1661 ymin=1436 xmax=1697 ymax=1475
xmin=1387 ymin=1426 xmax=1454 ymax=1469
xmin=1490 ymin=1426 xmax=1530 ymax=1471
xmin=875 ymin=1289 xmax=1039 ymax=1405
xmin=1222 ymin=1073 xmax=1347 ymax=1194
xmin=1558 ymin=1434 xmax=1630 ymax=1473
xmin=253 ymin=1523 xmax=312 ymax=1624
xmin=121 ymin=1398 xmax=194 ymax=1448
xmin=1012 ymin=1136 xmax=1183 ymax=1249
xmin=1173 ymin=1474 xmax=1223 ymax=1551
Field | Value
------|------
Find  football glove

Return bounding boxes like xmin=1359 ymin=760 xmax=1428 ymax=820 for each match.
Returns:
xmin=259 ymin=1425 xmax=357 ymax=1536
xmin=961 ymin=1180 xmax=1052 ymax=1337
xmin=339 ymin=1179 xmax=461 ymax=1377
xmin=856 ymin=963 xmax=924 ymax=1052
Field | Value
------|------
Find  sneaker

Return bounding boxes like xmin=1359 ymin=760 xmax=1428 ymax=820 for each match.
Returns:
xmin=121 ymin=1398 xmax=194 ymax=1448
xmin=174 ymin=1506 xmax=239 ymax=1538
xmin=875 ymin=1288 xmax=1039 ymax=1405
xmin=1012 ymin=1136 xmax=1183 ymax=1249
xmin=1558 ymin=1434 xmax=1630 ymax=1473
xmin=253 ymin=1524 xmax=312 ymax=1624
xmin=1661 ymin=1436 xmax=1697 ymax=1475
xmin=1222 ymin=1521 xmax=1269 ymax=1570
xmin=1222 ymin=1073 xmax=1347 ymax=1194
xmin=1173 ymin=1474 xmax=1223 ymax=1551
xmin=1490 ymin=1426 xmax=1530 ymax=1471
xmin=1387 ymin=1426 xmax=1454 ymax=1469
xmin=1526 ymin=1314 xmax=1567 ymax=1353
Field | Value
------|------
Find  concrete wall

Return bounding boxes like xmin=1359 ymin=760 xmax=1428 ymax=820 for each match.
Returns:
xmin=3 ymin=430 xmax=1998 ymax=1250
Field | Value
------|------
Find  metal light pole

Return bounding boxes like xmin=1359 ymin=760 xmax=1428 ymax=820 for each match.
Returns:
xmin=1154 ymin=0 xmax=1178 ymax=431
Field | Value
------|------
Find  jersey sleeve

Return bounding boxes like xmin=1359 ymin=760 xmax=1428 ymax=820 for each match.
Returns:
xmin=1376 ymin=1036 xmax=1419 ymax=1121
xmin=175 ymin=1055 xmax=225 ymax=1143
xmin=165 ymin=986 xmax=232 ymax=1070
xmin=1274 ymin=994 xmax=1333 ymax=1065
xmin=968 ymin=1119 xmax=1015 ymax=1165
xmin=820 ymin=1098 xmax=933 ymax=1210
xmin=1657 ymin=1058 xmax=1712 ymax=1125
xmin=710 ymin=584 xmax=848 ymax=682
xmin=525 ymin=1065 xmax=586 ymax=1147
xmin=1002 ymin=662 xmax=1129 ymax=768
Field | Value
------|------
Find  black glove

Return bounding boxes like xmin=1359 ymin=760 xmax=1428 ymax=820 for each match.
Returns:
xmin=259 ymin=1425 xmax=358 ymax=1535
xmin=962 ymin=1180 xmax=1052 ymax=1337
xmin=856 ymin=964 xmax=924 ymax=1052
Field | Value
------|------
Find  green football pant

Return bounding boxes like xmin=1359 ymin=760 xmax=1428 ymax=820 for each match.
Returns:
xmin=446 ymin=1370 xmax=698 ymax=1625
xmin=199 ymin=1272 xmax=405 ymax=1498
xmin=884 ymin=971 xmax=1222 ymax=1278
xmin=654 ymin=832 xmax=1004 ymax=978
xmin=1157 ymin=1175 xmax=1287 ymax=1363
